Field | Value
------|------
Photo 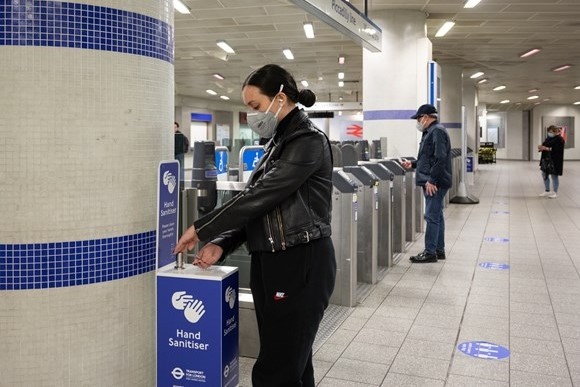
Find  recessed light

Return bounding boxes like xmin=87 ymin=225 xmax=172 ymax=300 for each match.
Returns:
xmin=318 ymin=76 xmax=323 ymax=81
xmin=464 ymin=0 xmax=482 ymax=8
xmin=470 ymin=72 xmax=484 ymax=79
xmin=477 ymin=78 xmax=488 ymax=84
xmin=435 ymin=21 xmax=455 ymax=37
xmin=552 ymin=64 xmax=572 ymax=72
xmin=206 ymin=89 xmax=217 ymax=95
xmin=574 ymin=101 xmax=580 ymax=105
xmin=283 ymin=49 xmax=294 ymax=60
xmin=303 ymin=22 xmax=315 ymax=39
xmin=527 ymin=95 xmax=539 ymax=100
xmin=173 ymin=0 xmax=191 ymax=14
xmin=493 ymin=85 xmax=506 ymax=91
xmin=338 ymin=72 xmax=345 ymax=80
xmin=213 ymin=73 xmax=225 ymax=80
xmin=500 ymin=100 xmax=510 ymax=104
xmin=338 ymin=56 xmax=345 ymax=64
xmin=519 ymin=48 xmax=541 ymax=58
xmin=574 ymin=85 xmax=580 ymax=90
xmin=301 ymin=80 xmax=309 ymax=87
xmin=338 ymin=81 xmax=344 ymax=87
xmin=528 ymin=88 xmax=538 ymax=93
xmin=338 ymin=111 xmax=343 ymax=116
xmin=220 ymin=95 xmax=230 ymax=100
xmin=339 ymin=97 xmax=343 ymax=101
xmin=216 ymin=41 xmax=235 ymax=54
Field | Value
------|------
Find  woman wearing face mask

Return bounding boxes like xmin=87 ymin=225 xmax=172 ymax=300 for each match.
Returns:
xmin=174 ymin=64 xmax=336 ymax=387
xmin=538 ymin=125 xmax=565 ymax=198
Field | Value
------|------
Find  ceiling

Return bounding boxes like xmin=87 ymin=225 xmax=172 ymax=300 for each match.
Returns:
xmin=174 ymin=0 xmax=580 ymax=111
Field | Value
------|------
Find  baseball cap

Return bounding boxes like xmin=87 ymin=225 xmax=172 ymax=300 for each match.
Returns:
xmin=410 ymin=104 xmax=438 ymax=119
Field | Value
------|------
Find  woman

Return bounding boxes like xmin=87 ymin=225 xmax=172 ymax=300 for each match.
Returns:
xmin=538 ymin=125 xmax=565 ymax=199
xmin=174 ymin=64 xmax=336 ymax=387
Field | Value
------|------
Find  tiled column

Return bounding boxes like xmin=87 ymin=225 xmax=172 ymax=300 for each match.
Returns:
xmin=0 ymin=1 xmax=173 ymax=385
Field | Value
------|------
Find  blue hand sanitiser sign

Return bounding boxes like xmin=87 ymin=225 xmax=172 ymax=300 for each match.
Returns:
xmin=157 ymin=160 xmax=180 ymax=269
xmin=157 ymin=265 xmax=239 ymax=386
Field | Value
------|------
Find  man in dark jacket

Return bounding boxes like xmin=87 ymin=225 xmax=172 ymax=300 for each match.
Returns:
xmin=402 ymin=104 xmax=452 ymax=263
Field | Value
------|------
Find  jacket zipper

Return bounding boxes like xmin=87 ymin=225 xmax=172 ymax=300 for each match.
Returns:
xmin=265 ymin=213 xmax=275 ymax=252
xmin=196 ymin=192 xmax=244 ymax=234
xmin=275 ymin=207 xmax=286 ymax=250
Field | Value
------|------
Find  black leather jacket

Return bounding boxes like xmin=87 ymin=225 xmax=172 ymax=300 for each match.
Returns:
xmin=194 ymin=107 xmax=333 ymax=255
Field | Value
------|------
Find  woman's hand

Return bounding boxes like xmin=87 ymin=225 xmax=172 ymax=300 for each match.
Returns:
xmin=193 ymin=243 xmax=224 ymax=269
xmin=174 ymin=226 xmax=199 ymax=254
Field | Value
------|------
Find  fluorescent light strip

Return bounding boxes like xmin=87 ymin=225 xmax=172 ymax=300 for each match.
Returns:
xmin=435 ymin=21 xmax=455 ymax=37
xmin=575 ymin=85 xmax=580 ymax=90
xmin=338 ymin=81 xmax=344 ymax=87
xmin=470 ymin=72 xmax=484 ymax=79
xmin=301 ymin=80 xmax=309 ymax=87
xmin=217 ymin=40 xmax=235 ymax=54
xmin=283 ymin=49 xmax=294 ymax=60
xmin=338 ymin=56 xmax=345 ymax=64
xmin=500 ymin=100 xmax=510 ymax=104
xmin=552 ymin=64 xmax=572 ymax=72
xmin=206 ymin=89 xmax=217 ymax=95
xmin=303 ymin=22 xmax=315 ymax=39
xmin=220 ymin=95 xmax=230 ymax=100
xmin=477 ymin=78 xmax=488 ymax=84
xmin=574 ymin=101 xmax=580 ymax=105
xmin=464 ymin=0 xmax=481 ymax=8
xmin=213 ymin=73 xmax=225 ymax=80
xmin=527 ymin=95 xmax=539 ymax=100
xmin=338 ymin=72 xmax=345 ymax=80
xmin=528 ymin=88 xmax=538 ymax=93
xmin=520 ymin=48 xmax=541 ymax=58
xmin=173 ymin=0 xmax=191 ymax=14
xmin=493 ymin=85 xmax=506 ymax=91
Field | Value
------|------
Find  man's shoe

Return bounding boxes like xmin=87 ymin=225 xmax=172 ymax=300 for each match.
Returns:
xmin=436 ymin=251 xmax=446 ymax=260
xmin=409 ymin=251 xmax=437 ymax=263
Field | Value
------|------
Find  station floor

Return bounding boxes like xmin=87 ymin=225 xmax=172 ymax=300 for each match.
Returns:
xmin=238 ymin=160 xmax=580 ymax=386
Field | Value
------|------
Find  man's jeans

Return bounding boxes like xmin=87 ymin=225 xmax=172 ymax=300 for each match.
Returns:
xmin=423 ymin=187 xmax=448 ymax=255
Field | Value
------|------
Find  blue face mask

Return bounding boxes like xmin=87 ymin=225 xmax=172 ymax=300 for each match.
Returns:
xmin=246 ymin=85 xmax=284 ymax=138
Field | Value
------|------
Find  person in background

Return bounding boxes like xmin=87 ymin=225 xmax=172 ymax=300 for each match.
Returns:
xmin=538 ymin=125 xmax=565 ymax=199
xmin=173 ymin=64 xmax=336 ymax=387
xmin=174 ymin=121 xmax=189 ymax=181
xmin=402 ymin=104 xmax=452 ymax=263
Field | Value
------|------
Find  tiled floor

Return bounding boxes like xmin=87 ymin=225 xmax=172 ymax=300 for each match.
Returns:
xmin=239 ymin=160 xmax=580 ymax=386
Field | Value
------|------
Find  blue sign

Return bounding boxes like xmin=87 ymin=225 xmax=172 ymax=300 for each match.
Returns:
xmin=458 ymin=341 xmax=510 ymax=360
xmin=215 ymin=150 xmax=228 ymax=175
xmin=157 ymin=266 xmax=239 ymax=386
xmin=466 ymin=156 xmax=473 ymax=172
xmin=484 ymin=237 xmax=510 ymax=243
xmin=157 ymin=161 xmax=180 ymax=269
xmin=479 ymin=262 xmax=510 ymax=270
xmin=242 ymin=148 xmax=264 ymax=171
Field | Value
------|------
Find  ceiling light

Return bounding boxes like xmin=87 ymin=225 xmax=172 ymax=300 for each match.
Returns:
xmin=338 ymin=72 xmax=345 ymax=79
xmin=220 ymin=95 xmax=230 ymax=100
xmin=338 ymin=111 xmax=343 ymax=116
xmin=339 ymin=97 xmax=343 ymax=101
xmin=173 ymin=0 xmax=191 ymax=14
xmin=528 ymin=88 xmax=538 ymax=93
xmin=574 ymin=85 xmax=580 ymax=90
xmin=213 ymin=73 xmax=225 ymax=80
xmin=301 ymin=80 xmax=309 ymax=87
xmin=519 ymin=48 xmax=541 ymax=58
xmin=338 ymin=56 xmax=345 ymax=64
xmin=477 ymin=78 xmax=488 ymax=84
xmin=493 ymin=85 xmax=506 ymax=91
xmin=303 ymin=22 xmax=315 ymax=39
xmin=574 ymin=101 xmax=580 ymax=105
xmin=283 ymin=49 xmax=294 ymax=60
xmin=435 ymin=21 xmax=455 ymax=37
xmin=318 ymin=76 xmax=323 ymax=81
xmin=500 ymin=100 xmax=510 ymax=104
xmin=206 ymin=89 xmax=217 ymax=95
xmin=543 ymin=98 xmax=551 ymax=101
xmin=527 ymin=95 xmax=539 ymax=100
xmin=470 ymin=72 xmax=484 ymax=79
xmin=338 ymin=81 xmax=344 ymax=87
xmin=535 ymin=102 xmax=541 ymax=105
xmin=464 ymin=0 xmax=481 ymax=8
xmin=216 ymin=41 xmax=235 ymax=54
xmin=552 ymin=64 xmax=572 ymax=72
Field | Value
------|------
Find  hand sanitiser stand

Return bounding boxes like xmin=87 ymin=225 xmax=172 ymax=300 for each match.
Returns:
xmin=450 ymin=106 xmax=479 ymax=204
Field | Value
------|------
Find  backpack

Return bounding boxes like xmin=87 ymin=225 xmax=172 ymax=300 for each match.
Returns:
xmin=183 ymin=134 xmax=190 ymax=153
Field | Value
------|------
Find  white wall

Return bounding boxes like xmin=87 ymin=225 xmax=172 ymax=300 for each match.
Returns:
xmin=532 ymin=105 xmax=580 ymax=161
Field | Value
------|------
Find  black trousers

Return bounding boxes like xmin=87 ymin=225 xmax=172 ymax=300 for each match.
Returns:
xmin=250 ymin=237 xmax=336 ymax=387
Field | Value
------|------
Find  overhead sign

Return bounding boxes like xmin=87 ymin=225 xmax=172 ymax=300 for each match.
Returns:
xmin=289 ymin=0 xmax=382 ymax=52
xmin=156 ymin=161 xmax=180 ymax=269
xmin=458 ymin=341 xmax=510 ymax=360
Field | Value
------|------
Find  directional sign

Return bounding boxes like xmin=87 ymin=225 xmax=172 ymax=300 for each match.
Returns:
xmin=479 ymin=262 xmax=510 ymax=270
xmin=458 ymin=341 xmax=510 ymax=360
xmin=484 ymin=237 xmax=510 ymax=243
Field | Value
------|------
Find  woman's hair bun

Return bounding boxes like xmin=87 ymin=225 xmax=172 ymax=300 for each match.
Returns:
xmin=298 ymin=89 xmax=316 ymax=108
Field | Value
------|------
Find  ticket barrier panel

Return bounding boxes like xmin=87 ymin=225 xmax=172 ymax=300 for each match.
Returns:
xmin=402 ymin=157 xmax=424 ymax=233
xmin=377 ymin=160 xmax=406 ymax=256
xmin=330 ymin=169 xmax=358 ymax=307
xmin=397 ymin=158 xmax=417 ymax=242
xmin=361 ymin=162 xmax=394 ymax=270
xmin=342 ymin=166 xmax=379 ymax=285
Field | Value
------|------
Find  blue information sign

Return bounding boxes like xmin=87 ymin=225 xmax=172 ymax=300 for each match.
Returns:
xmin=242 ymin=148 xmax=264 ymax=171
xmin=157 ymin=266 xmax=239 ymax=386
xmin=479 ymin=262 xmax=510 ymax=270
xmin=458 ymin=341 xmax=510 ymax=360
xmin=215 ymin=150 xmax=228 ymax=175
xmin=484 ymin=236 xmax=510 ymax=243
xmin=466 ymin=156 xmax=473 ymax=172
xmin=157 ymin=161 xmax=180 ymax=269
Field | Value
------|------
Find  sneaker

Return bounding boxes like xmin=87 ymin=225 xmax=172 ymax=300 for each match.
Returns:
xmin=539 ymin=191 xmax=551 ymax=197
xmin=549 ymin=192 xmax=558 ymax=199
xmin=410 ymin=251 xmax=437 ymax=263
xmin=436 ymin=251 xmax=446 ymax=260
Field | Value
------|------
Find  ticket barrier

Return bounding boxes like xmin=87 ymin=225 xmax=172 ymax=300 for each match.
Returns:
xmin=330 ymin=169 xmax=359 ymax=307
xmin=342 ymin=166 xmax=379 ymax=285
xmin=402 ymin=157 xmax=424 ymax=234
xmin=377 ymin=160 xmax=406 ymax=258
xmin=362 ymin=162 xmax=394 ymax=271
xmin=395 ymin=158 xmax=417 ymax=242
